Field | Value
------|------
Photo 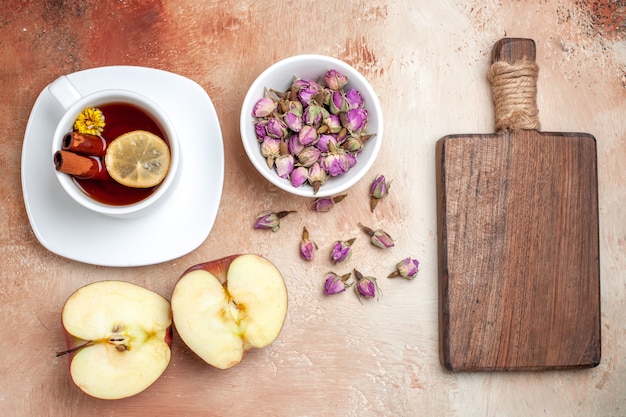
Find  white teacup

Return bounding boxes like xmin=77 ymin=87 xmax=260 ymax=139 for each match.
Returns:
xmin=49 ymin=75 xmax=180 ymax=218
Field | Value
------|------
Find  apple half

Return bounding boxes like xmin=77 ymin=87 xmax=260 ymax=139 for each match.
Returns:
xmin=171 ymin=254 xmax=288 ymax=369
xmin=58 ymin=280 xmax=172 ymax=400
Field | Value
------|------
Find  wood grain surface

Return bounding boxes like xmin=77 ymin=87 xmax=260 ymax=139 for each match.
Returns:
xmin=1 ymin=1 xmax=625 ymax=416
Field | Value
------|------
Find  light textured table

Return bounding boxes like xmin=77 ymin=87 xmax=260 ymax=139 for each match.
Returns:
xmin=1 ymin=1 xmax=624 ymax=416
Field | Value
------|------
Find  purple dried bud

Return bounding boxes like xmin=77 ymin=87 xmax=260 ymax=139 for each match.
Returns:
xmin=323 ymin=271 xmax=352 ymax=295
xmin=312 ymin=194 xmax=347 ymax=212
xmin=341 ymin=108 xmax=368 ymax=133
xmin=353 ymin=269 xmax=381 ymax=301
xmin=252 ymin=97 xmax=276 ymax=117
xmin=341 ymin=135 xmax=364 ymax=153
xmin=254 ymin=120 xmax=268 ymax=141
xmin=290 ymin=166 xmax=308 ymax=187
xmin=298 ymin=125 xmax=318 ymax=146
xmin=329 ymin=90 xmax=349 ymax=115
xmin=297 ymin=146 xmax=321 ymax=168
xmin=307 ymin=162 xmax=327 ymax=194
xmin=303 ymin=104 xmax=324 ymax=126
xmin=330 ymin=238 xmax=355 ymax=264
xmin=267 ymin=117 xmax=288 ymax=139
xmin=299 ymin=227 xmax=317 ymax=261
xmin=388 ymin=257 xmax=420 ymax=279
xmin=345 ymin=88 xmax=364 ymax=109
xmin=345 ymin=152 xmax=358 ymax=169
xmin=359 ymin=223 xmax=395 ymax=249
xmin=284 ymin=110 xmax=302 ymax=132
xmin=323 ymin=114 xmax=342 ymax=133
xmin=315 ymin=134 xmax=337 ymax=153
xmin=369 ymin=174 xmax=391 ymax=212
xmin=275 ymin=154 xmax=294 ymax=178
xmin=254 ymin=210 xmax=295 ymax=232
xmin=324 ymin=69 xmax=349 ymax=90
xmin=321 ymin=146 xmax=350 ymax=177
xmin=297 ymin=81 xmax=323 ymax=106
xmin=287 ymin=134 xmax=305 ymax=155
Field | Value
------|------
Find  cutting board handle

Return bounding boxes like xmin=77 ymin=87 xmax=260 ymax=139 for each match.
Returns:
xmin=488 ymin=38 xmax=540 ymax=131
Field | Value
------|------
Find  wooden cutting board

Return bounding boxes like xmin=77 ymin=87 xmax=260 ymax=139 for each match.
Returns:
xmin=435 ymin=38 xmax=601 ymax=371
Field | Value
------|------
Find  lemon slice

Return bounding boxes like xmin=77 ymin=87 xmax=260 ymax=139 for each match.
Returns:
xmin=105 ymin=130 xmax=171 ymax=188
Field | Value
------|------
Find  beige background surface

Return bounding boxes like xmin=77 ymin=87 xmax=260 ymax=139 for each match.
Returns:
xmin=1 ymin=1 xmax=624 ymax=416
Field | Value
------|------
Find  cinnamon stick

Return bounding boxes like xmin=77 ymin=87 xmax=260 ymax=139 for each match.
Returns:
xmin=62 ymin=132 xmax=107 ymax=156
xmin=54 ymin=150 xmax=108 ymax=180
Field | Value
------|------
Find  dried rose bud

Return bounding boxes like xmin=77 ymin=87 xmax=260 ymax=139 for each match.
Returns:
xmin=308 ymin=162 xmax=327 ymax=194
xmin=298 ymin=125 xmax=318 ymax=146
xmin=299 ymin=227 xmax=317 ymax=261
xmin=345 ymin=88 xmax=364 ymax=109
xmin=254 ymin=210 xmax=295 ymax=232
xmin=323 ymin=114 xmax=342 ymax=133
xmin=312 ymin=194 xmax=347 ymax=212
xmin=290 ymin=166 xmax=308 ymax=187
xmin=324 ymin=69 xmax=349 ymax=91
xmin=254 ymin=120 xmax=268 ymax=141
xmin=260 ymin=137 xmax=281 ymax=169
xmin=321 ymin=143 xmax=349 ymax=177
xmin=315 ymin=134 xmax=336 ymax=153
xmin=275 ymin=153 xmax=294 ymax=178
xmin=287 ymin=134 xmax=305 ymax=155
xmin=353 ymin=269 xmax=381 ymax=301
xmin=330 ymin=238 xmax=355 ymax=264
xmin=252 ymin=97 xmax=276 ymax=118
xmin=341 ymin=108 xmax=368 ymax=133
xmin=341 ymin=135 xmax=364 ymax=153
xmin=303 ymin=103 xmax=324 ymax=126
xmin=267 ymin=117 xmax=288 ymax=139
xmin=297 ymin=146 xmax=321 ymax=168
xmin=284 ymin=110 xmax=303 ymax=132
xmin=345 ymin=152 xmax=357 ymax=169
xmin=369 ymin=174 xmax=391 ymax=212
xmin=388 ymin=257 xmax=420 ymax=279
xmin=323 ymin=271 xmax=352 ymax=295
xmin=329 ymin=90 xmax=349 ymax=115
xmin=359 ymin=223 xmax=395 ymax=249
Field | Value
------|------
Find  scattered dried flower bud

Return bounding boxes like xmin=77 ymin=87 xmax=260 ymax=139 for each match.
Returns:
xmin=353 ymin=269 xmax=381 ymax=301
xmin=388 ymin=257 xmax=420 ymax=279
xmin=369 ymin=174 xmax=391 ymax=212
xmin=299 ymin=227 xmax=317 ymax=261
xmin=312 ymin=194 xmax=347 ymax=212
xmin=330 ymin=238 xmax=356 ymax=264
xmin=254 ymin=210 xmax=296 ymax=232
xmin=359 ymin=223 xmax=395 ymax=249
xmin=323 ymin=271 xmax=352 ymax=295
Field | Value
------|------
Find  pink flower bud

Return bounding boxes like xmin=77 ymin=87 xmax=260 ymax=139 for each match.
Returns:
xmin=254 ymin=210 xmax=295 ymax=232
xmin=298 ymin=125 xmax=318 ymax=146
xmin=297 ymin=146 xmax=321 ymax=168
xmin=284 ymin=110 xmax=302 ymax=132
xmin=315 ymin=134 xmax=337 ymax=153
xmin=275 ymin=154 xmax=294 ymax=179
xmin=254 ymin=120 xmax=268 ymax=141
xmin=359 ymin=223 xmax=395 ymax=249
xmin=329 ymin=90 xmax=349 ymax=115
xmin=321 ymin=147 xmax=349 ymax=177
xmin=341 ymin=108 xmax=368 ymax=133
xmin=324 ymin=69 xmax=349 ymax=90
xmin=312 ymin=194 xmax=347 ymax=212
xmin=345 ymin=88 xmax=364 ymax=109
xmin=290 ymin=166 xmax=308 ymax=187
xmin=369 ymin=174 xmax=391 ymax=212
xmin=353 ymin=269 xmax=381 ymax=301
xmin=323 ymin=114 xmax=342 ymax=133
xmin=307 ymin=162 xmax=327 ymax=194
xmin=252 ymin=97 xmax=276 ymax=117
xmin=299 ymin=227 xmax=317 ymax=261
xmin=388 ymin=257 xmax=420 ymax=279
xmin=267 ymin=117 xmax=288 ymax=139
xmin=323 ymin=271 xmax=352 ymax=295
xmin=303 ymin=104 xmax=324 ymax=126
xmin=330 ymin=238 xmax=355 ymax=264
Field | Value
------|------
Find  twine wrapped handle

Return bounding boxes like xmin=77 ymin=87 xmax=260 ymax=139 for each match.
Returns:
xmin=488 ymin=38 xmax=541 ymax=132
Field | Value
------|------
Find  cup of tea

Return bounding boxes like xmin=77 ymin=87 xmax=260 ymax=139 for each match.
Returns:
xmin=49 ymin=75 xmax=180 ymax=218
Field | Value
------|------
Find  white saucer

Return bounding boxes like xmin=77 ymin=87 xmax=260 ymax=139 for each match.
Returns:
xmin=21 ymin=66 xmax=224 ymax=267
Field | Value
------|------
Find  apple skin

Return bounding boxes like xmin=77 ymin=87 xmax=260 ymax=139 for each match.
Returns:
xmin=171 ymin=253 xmax=288 ymax=370
xmin=59 ymin=280 xmax=172 ymax=400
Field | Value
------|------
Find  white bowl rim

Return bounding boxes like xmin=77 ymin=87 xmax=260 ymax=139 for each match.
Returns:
xmin=240 ymin=54 xmax=383 ymax=198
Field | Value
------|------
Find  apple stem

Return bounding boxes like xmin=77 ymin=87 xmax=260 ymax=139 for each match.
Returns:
xmin=55 ymin=340 xmax=94 ymax=357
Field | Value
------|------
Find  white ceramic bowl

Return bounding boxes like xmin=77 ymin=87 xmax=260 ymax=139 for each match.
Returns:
xmin=240 ymin=54 xmax=383 ymax=198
